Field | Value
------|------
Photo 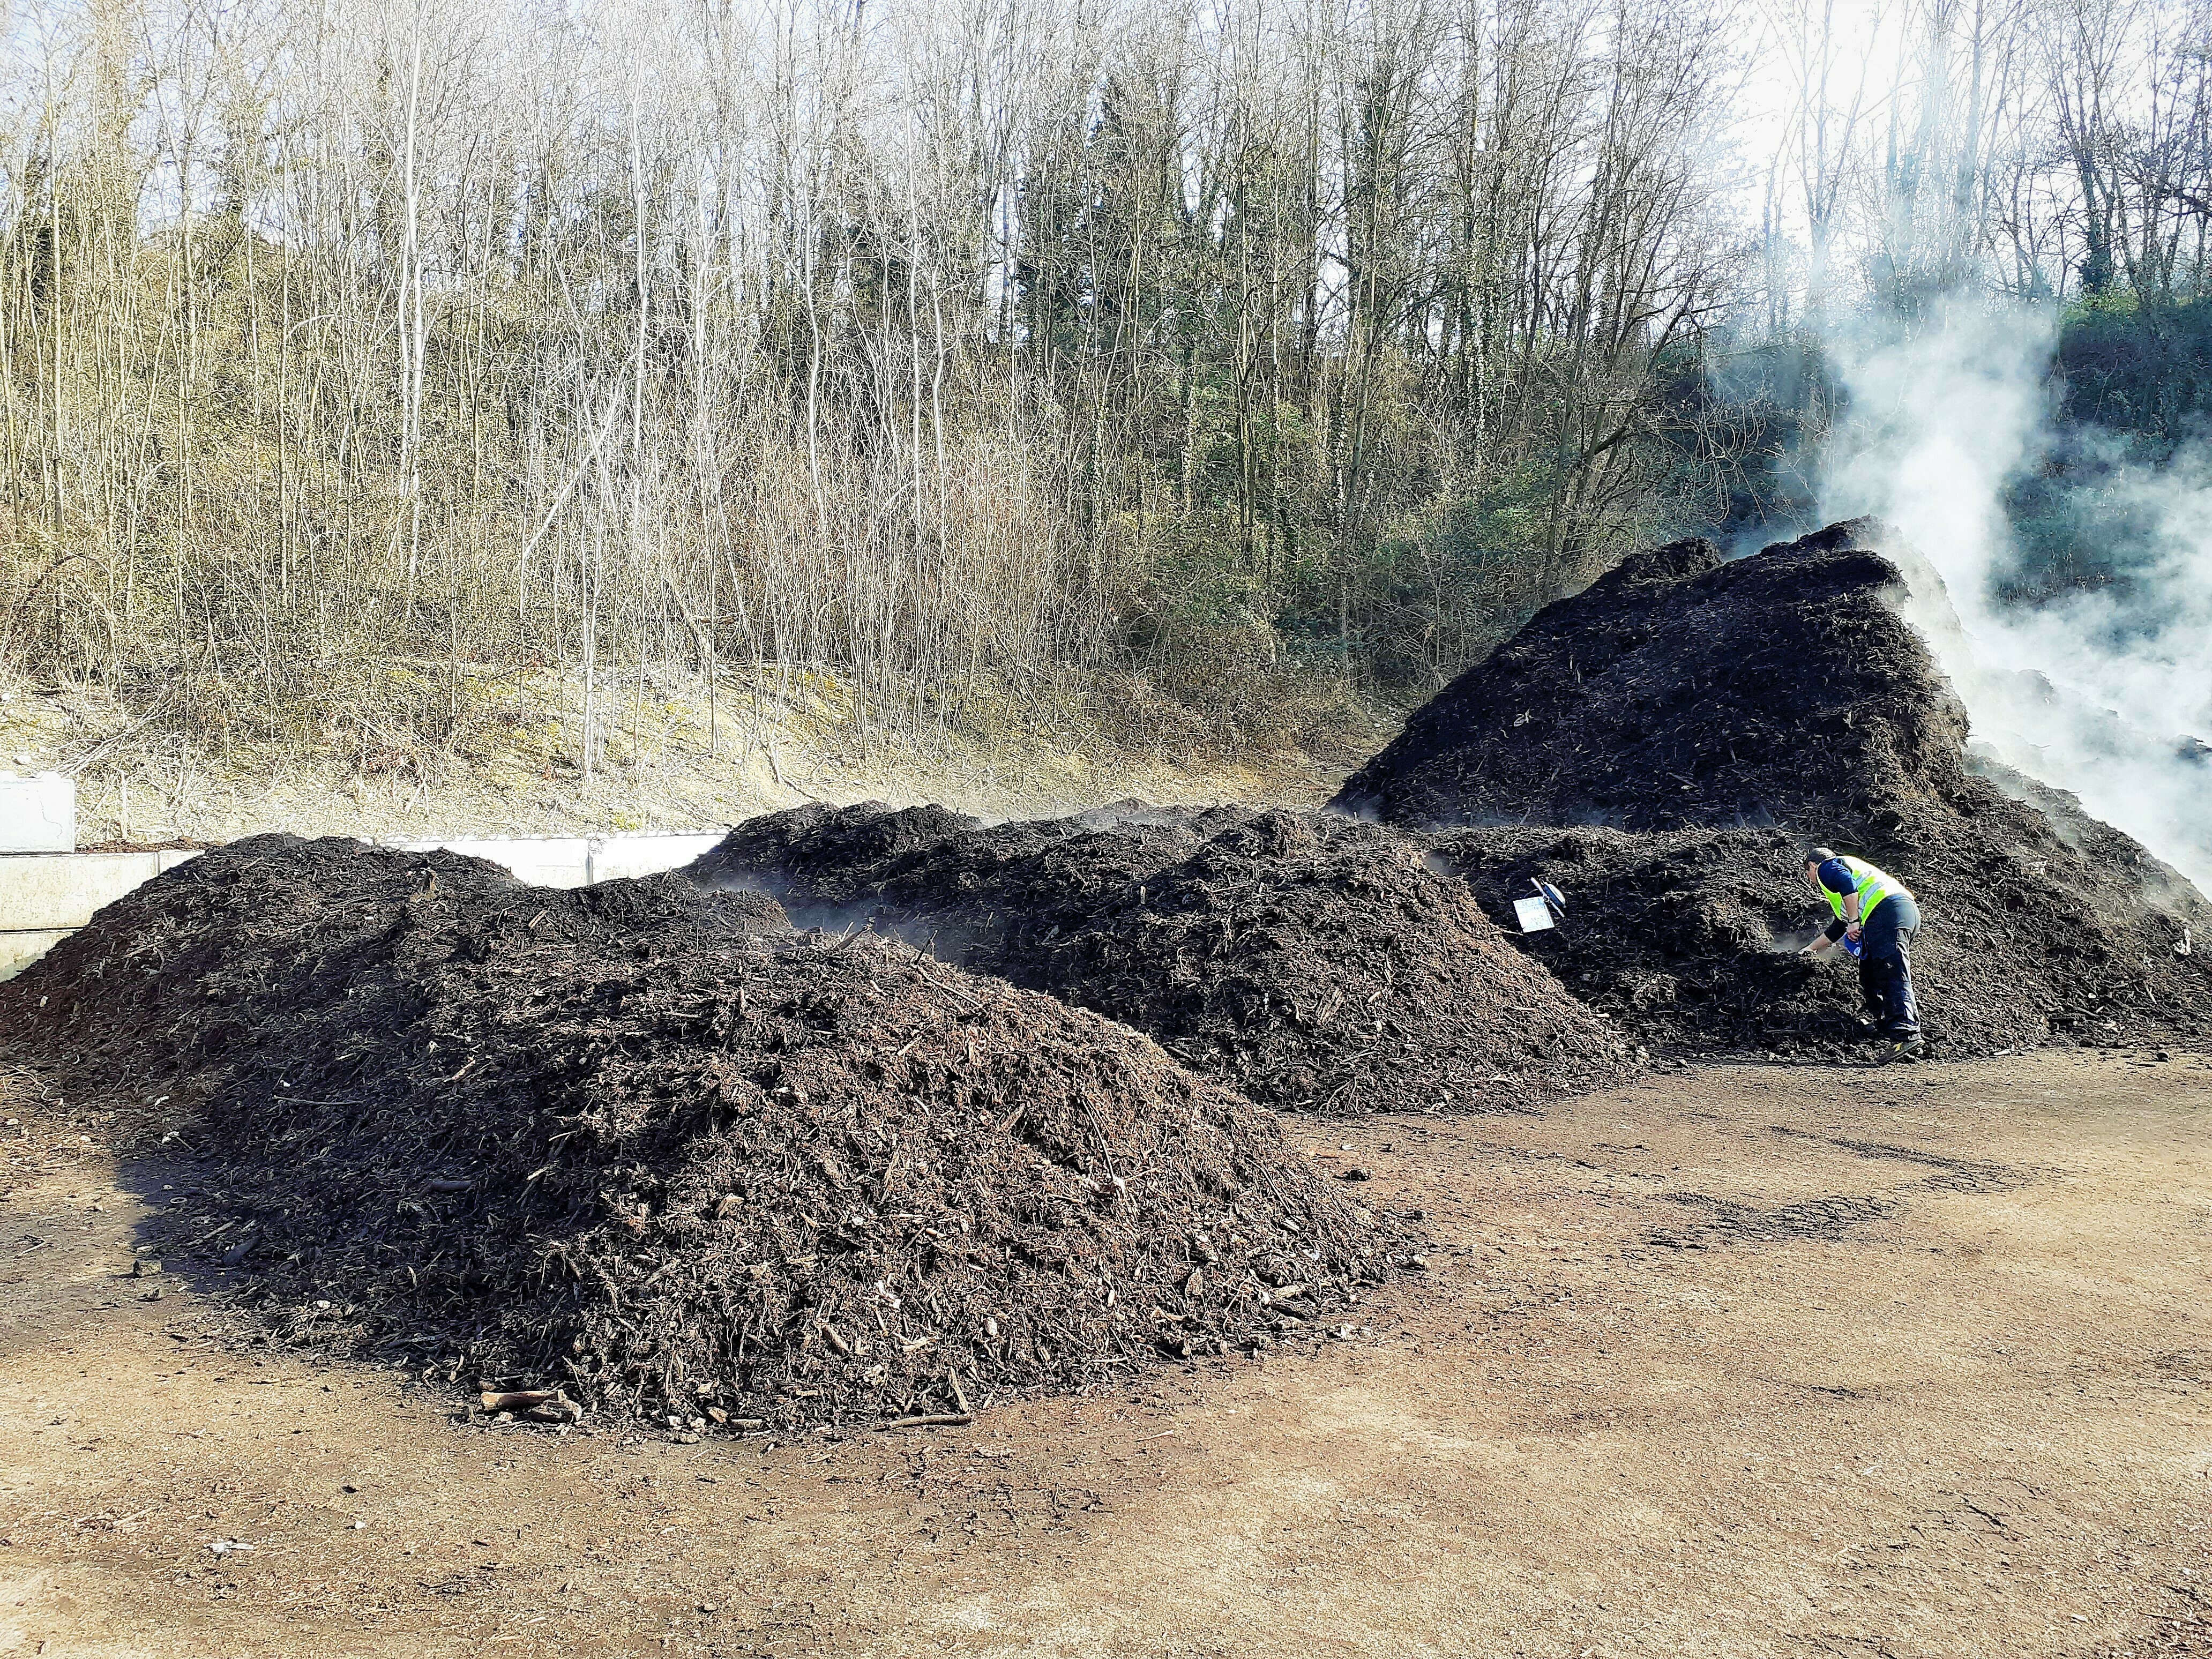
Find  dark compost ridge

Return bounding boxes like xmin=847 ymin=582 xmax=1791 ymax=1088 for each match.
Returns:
xmin=1430 ymin=822 xmax=2210 ymax=1055
xmin=1331 ymin=521 xmax=1965 ymax=837
xmin=3 ymin=836 xmax=1389 ymax=1431
xmin=684 ymin=803 xmax=1632 ymax=1112
xmin=1339 ymin=521 xmax=2212 ymax=1057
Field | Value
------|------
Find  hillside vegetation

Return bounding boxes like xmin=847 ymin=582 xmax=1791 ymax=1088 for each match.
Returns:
xmin=4 ymin=0 xmax=2209 ymax=798
xmin=0 ymin=0 xmax=1750 ymax=782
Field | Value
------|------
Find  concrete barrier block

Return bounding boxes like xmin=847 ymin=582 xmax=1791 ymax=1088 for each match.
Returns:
xmin=0 ymin=929 xmax=71 ymax=982
xmin=385 ymin=836 xmax=591 ymax=889
xmin=587 ymin=833 xmax=724 ymax=884
xmin=0 ymin=772 xmax=74 ymax=853
xmin=0 ymin=852 xmax=162 ymax=930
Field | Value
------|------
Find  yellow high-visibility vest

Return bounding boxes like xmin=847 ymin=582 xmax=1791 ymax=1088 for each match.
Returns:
xmin=1819 ymin=855 xmax=1910 ymax=923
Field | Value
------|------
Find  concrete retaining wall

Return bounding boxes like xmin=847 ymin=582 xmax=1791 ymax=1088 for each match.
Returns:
xmin=383 ymin=836 xmax=595 ymax=888
xmin=0 ymin=929 xmax=71 ymax=982
xmin=584 ymin=834 xmax=723 ymax=883
xmin=377 ymin=833 xmax=725 ymax=888
xmin=0 ymin=831 xmax=726 ymax=982
xmin=0 ymin=849 xmax=203 ymax=930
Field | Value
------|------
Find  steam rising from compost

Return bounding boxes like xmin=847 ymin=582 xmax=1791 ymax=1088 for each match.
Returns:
xmin=1819 ymin=301 xmax=2212 ymax=891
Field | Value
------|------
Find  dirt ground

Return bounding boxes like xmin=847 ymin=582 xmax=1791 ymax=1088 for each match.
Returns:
xmin=3 ymin=1050 xmax=2207 ymax=1658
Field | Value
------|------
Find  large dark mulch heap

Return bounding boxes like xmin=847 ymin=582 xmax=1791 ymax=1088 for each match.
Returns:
xmin=1335 ymin=521 xmax=2212 ymax=1056
xmin=1332 ymin=521 xmax=1969 ymax=838
xmin=685 ymin=803 xmax=1631 ymax=1111
xmin=3 ymin=836 xmax=1389 ymax=1431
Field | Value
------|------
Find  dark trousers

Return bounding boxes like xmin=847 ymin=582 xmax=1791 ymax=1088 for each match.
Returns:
xmin=1858 ymin=894 xmax=1921 ymax=1037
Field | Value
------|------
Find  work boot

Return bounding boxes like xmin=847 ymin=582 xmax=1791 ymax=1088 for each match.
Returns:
xmin=1881 ymin=1035 xmax=1926 ymax=1065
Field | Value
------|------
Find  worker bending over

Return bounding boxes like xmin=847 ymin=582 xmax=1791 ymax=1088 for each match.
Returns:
xmin=1799 ymin=847 xmax=1925 ymax=1063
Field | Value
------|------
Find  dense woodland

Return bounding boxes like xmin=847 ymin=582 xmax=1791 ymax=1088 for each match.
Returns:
xmin=3 ymin=0 xmax=2211 ymax=763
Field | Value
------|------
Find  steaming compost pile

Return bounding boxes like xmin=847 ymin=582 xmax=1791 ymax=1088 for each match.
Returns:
xmin=1339 ymin=521 xmax=2212 ymax=1056
xmin=3 ymin=836 xmax=1388 ymax=1430
xmin=1333 ymin=522 xmax=1960 ymax=836
xmin=684 ymin=802 xmax=1630 ymax=1111
xmin=1429 ymin=823 xmax=2120 ymax=1055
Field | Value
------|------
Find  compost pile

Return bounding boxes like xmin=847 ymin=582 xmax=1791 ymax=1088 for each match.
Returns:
xmin=1332 ymin=522 xmax=1966 ymax=836
xmin=1432 ymin=824 xmax=2056 ymax=1053
xmin=3 ymin=836 xmax=1388 ymax=1431
xmin=686 ymin=802 xmax=1630 ymax=1110
xmin=1338 ymin=521 xmax=2212 ymax=1056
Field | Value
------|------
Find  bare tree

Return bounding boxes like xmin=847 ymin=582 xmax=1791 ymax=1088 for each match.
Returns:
xmin=0 ymin=0 xmax=1780 ymax=749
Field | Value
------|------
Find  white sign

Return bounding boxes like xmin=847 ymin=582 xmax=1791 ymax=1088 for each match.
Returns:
xmin=1513 ymin=895 xmax=1557 ymax=933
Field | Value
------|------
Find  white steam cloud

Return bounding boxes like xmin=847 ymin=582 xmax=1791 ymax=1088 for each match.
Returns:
xmin=1819 ymin=299 xmax=2212 ymax=893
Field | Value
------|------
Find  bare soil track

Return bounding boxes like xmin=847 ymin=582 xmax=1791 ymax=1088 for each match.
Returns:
xmin=5 ymin=1050 xmax=2209 ymax=1658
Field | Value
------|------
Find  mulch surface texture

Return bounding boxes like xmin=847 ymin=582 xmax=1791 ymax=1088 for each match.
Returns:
xmin=1333 ymin=520 xmax=2212 ymax=1057
xmin=2 ymin=837 xmax=1392 ymax=1433
xmin=685 ymin=803 xmax=1630 ymax=1111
